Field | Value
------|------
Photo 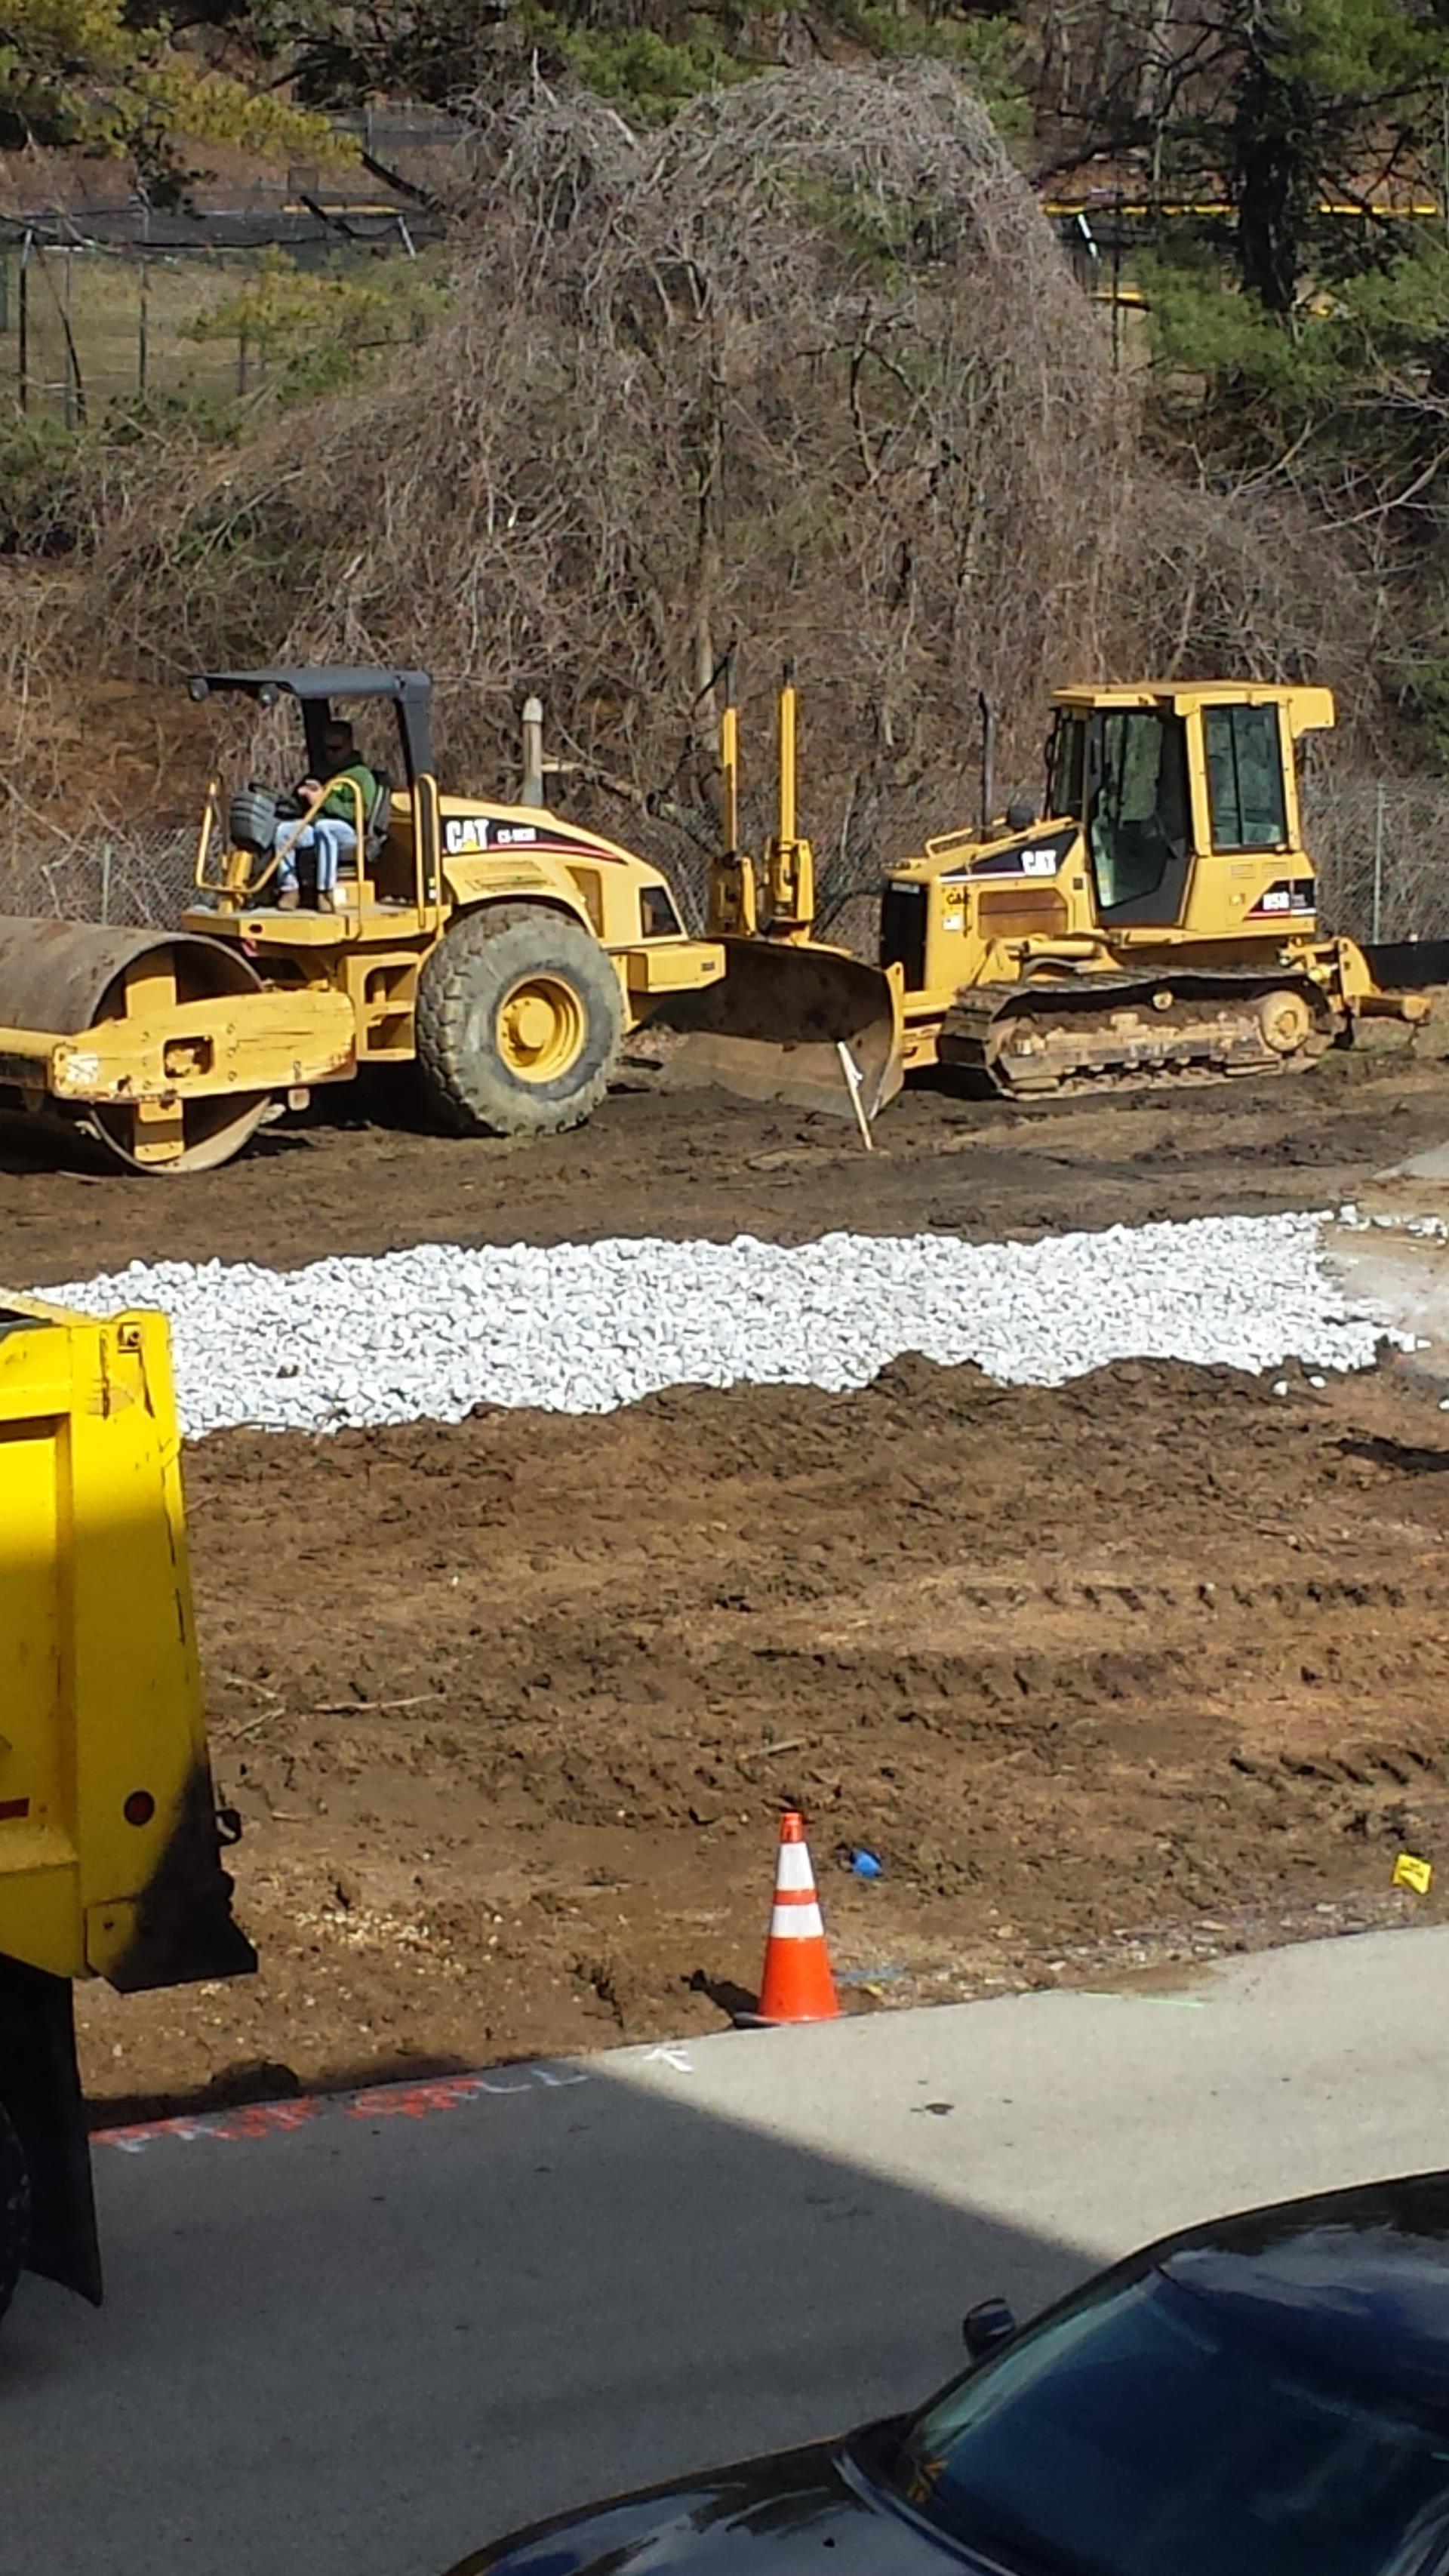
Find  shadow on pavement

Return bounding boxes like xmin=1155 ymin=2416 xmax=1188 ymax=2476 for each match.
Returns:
xmin=0 ymin=2048 xmax=1092 ymax=2576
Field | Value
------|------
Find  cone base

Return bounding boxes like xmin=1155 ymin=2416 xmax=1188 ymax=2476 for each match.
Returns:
xmin=752 ymin=1965 xmax=841 ymax=2026
xmin=734 ymin=2005 xmax=841 ymax=2029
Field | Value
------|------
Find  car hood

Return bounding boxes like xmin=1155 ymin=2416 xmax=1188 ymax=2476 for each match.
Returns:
xmin=451 ymin=2437 xmax=950 ymax=2576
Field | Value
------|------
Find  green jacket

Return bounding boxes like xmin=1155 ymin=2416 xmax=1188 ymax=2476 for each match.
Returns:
xmin=320 ymin=761 xmax=379 ymax=826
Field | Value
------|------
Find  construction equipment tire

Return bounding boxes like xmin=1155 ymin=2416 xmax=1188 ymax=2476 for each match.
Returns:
xmin=0 ymin=2102 xmax=29 ymax=2330
xmin=415 ymin=902 xmax=624 ymax=1137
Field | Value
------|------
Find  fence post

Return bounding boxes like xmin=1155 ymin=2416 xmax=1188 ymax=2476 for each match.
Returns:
xmin=1372 ymin=781 xmax=1386 ymax=942
xmin=136 ymin=195 xmax=153 ymax=402
xmin=17 ymin=230 xmax=29 ymax=414
xmin=63 ymin=249 xmax=75 ymax=429
xmin=100 ymin=842 xmax=112 ymax=925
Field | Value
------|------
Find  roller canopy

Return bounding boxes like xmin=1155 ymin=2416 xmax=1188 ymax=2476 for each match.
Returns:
xmin=189 ymin=666 xmax=431 ymax=704
xmin=188 ymin=668 xmax=434 ymax=781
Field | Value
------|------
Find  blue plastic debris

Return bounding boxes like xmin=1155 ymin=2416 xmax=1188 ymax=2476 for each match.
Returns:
xmin=850 ymin=1848 xmax=883 ymax=1880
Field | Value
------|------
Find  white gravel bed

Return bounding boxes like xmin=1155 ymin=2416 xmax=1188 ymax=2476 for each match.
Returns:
xmin=38 ymin=1210 xmax=1409 ymax=1439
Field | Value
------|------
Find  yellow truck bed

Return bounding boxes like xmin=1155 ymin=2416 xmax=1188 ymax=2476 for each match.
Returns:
xmin=0 ymin=1292 xmax=254 ymax=2316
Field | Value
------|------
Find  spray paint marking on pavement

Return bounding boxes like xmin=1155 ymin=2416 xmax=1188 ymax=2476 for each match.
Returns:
xmin=94 ymin=2057 xmax=591 ymax=2156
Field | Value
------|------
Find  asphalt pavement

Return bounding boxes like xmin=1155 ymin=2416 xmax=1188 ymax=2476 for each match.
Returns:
xmin=6 ymin=1925 xmax=1449 ymax=2576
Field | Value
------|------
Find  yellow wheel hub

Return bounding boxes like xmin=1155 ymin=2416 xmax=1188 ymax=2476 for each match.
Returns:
xmin=496 ymin=974 xmax=586 ymax=1083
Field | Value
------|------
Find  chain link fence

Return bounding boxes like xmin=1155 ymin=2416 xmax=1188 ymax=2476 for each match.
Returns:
xmin=0 ymin=112 xmax=462 ymax=421
xmin=0 ymin=235 xmax=421 ymax=421
xmin=0 ymin=776 xmax=1444 ymax=954
xmin=0 ymin=829 xmax=195 ymax=927
xmin=1305 ymin=778 xmax=1449 ymax=945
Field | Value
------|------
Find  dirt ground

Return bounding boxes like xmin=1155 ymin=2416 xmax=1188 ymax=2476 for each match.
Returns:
xmin=7 ymin=1027 xmax=1449 ymax=1288
xmin=82 ymin=1350 xmax=1449 ymax=2112
xmin=23 ymin=1036 xmax=1449 ymax=2113
xmin=79 ymin=1342 xmax=1449 ymax=2116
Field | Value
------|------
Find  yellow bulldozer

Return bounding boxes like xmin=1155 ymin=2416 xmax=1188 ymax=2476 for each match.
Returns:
xmin=663 ymin=671 xmax=1436 ymax=1119
xmin=0 ymin=666 xmax=725 ymax=1172
xmin=0 ymin=1291 xmax=254 ymax=2327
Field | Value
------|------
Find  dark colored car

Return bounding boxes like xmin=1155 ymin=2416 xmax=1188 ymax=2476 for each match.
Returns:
xmin=448 ymin=2173 xmax=1449 ymax=2576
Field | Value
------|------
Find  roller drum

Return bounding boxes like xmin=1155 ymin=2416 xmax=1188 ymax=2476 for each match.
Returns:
xmin=0 ymin=916 xmax=269 ymax=1173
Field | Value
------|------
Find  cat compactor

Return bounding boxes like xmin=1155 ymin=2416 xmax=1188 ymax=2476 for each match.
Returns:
xmin=0 ymin=1292 xmax=254 ymax=2327
xmin=0 ymin=667 xmax=724 ymax=1171
xmin=666 ymin=677 xmax=1432 ymax=1117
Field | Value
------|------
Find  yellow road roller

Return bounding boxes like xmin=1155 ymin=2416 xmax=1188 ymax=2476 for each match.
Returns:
xmin=0 ymin=665 xmax=726 ymax=1173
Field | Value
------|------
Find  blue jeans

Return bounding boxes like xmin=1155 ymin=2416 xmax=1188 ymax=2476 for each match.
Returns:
xmin=273 ymin=817 xmax=357 ymax=896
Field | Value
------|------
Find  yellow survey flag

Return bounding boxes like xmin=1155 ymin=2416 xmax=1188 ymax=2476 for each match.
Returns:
xmin=1393 ymin=1852 xmax=1434 ymax=1896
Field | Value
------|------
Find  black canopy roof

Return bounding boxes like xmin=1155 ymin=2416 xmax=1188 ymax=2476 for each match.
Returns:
xmin=188 ymin=667 xmax=433 ymax=780
xmin=189 ymin=667 xmax=431 ymax=707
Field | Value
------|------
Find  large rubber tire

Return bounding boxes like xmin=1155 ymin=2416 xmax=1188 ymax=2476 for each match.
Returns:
xmin=0 ymin=2101 xmax=30 ymax=2331
xmin=415 ymin=903 xmax=625 ymax=1138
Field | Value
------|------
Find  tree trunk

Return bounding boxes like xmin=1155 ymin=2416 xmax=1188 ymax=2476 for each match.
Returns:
xmin=1230 ymin=19 xmax=1314 ymax=314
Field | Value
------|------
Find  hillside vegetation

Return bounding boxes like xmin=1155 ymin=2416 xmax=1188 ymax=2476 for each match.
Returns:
xmin=76 ymin=72 xmax=1352 ymax=866
xmin=3 ymin=2 xmax=1449 ymax=894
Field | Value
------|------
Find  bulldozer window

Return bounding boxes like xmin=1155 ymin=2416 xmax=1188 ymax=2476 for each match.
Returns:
xmin=1089 ymin=711 xmax=1191 ymax=916
xmin=1048 ymin=715 xmax=1086 ymax=823
xmin=1204 ymin=704 xmax=1288 ymax=851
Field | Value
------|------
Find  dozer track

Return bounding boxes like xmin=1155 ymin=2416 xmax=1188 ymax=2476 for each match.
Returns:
xmin=937 ymin=968 xmax=1341 ymax=1099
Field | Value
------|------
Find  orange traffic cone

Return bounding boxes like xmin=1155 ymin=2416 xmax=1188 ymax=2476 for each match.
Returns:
xmin=753 ymin=1811 xmax=840 ymax=2024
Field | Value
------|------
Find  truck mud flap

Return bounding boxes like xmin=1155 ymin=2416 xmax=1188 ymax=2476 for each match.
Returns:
xmin=0 ymin=1954 xmax=100 ymax=2304
xmin=107 ymin=1765 xmax=259 ymax=1995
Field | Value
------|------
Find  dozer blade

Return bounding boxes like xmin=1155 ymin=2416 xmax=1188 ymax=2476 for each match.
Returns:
xmin=657 ymin=937 xmax=904 ymax=1122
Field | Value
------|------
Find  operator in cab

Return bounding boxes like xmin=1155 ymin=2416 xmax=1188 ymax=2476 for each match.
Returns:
xmin=273 ymin=718 xmax=379 ymax=911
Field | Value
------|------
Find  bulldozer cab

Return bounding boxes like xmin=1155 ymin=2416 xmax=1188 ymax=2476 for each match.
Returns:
xmin=189 ymin=666 xmax=442 ymax=919
xmin=1045 ymin=685 xmax=1331 ymax=939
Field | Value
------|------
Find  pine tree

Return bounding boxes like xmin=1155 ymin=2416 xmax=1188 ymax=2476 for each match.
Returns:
xmin=0 ymin=0 xmax=347 ymax=192
xmin=1215 ymin=0 xmax=1449 ymax=312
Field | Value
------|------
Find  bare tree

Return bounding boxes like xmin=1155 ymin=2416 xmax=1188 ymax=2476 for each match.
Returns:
xmin=72 ymin=63 xmax=1374 ymax=919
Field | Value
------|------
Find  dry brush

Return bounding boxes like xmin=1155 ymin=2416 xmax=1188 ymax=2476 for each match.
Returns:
xmin=45 ymin=63 xmax=1377 ymax=919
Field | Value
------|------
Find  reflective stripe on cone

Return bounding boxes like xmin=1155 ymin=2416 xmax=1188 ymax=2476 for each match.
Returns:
xmin=755 ymin=1811 xmax=839 ymax=2024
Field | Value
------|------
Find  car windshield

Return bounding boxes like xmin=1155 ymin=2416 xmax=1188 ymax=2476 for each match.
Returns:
xmin=884 ymin=2270 xmax=1449 ymax=2576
